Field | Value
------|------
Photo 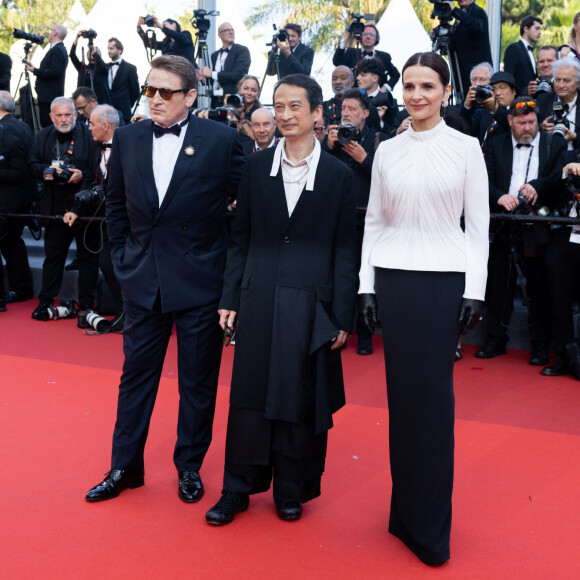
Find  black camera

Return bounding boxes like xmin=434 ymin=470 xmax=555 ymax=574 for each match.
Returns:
xmin=13 ymin=29 xmax=44 ymax=44
xmin=81 ymin=29 xmax=97 ymax=40
xmin=566 ymin=171 xmax=580 ymax=196
xmin=225 ymin=94 xmax=243 ymax=108
xmin=511 ymin=193 xmax=532 ymax=215
xmin=347 ymin=13 xmax=374 ymax=39
xmin=195 ymin=107 xmax=238 ymax=127
xmin=428 ymin=0 xmax=453 ymax=20
xmin=33 ymin=300 xmax=77 ymax=321
xmin=78 ymin=310 xmax=112 ymax=333
xmin=552 ymin=101 xmax=570 ymax=139
xmin=475 ymin=84 xmax=495 ymax=103
xmin=371 ymin=91 xmax=396 ymax=109
xmin=192 ymin=9 xmax=219 ymax=36
xmin=534 ymin=78 xmax=551 ymax=96
xmin=337 ymin=124 xmax=361 ymax=145
xmin=275 ymin=28 xmax=289 ymax=42
xmin=74 ymin=185 xmax=104 ymax=205
xmin=43 ymin=162 xmax=74 ymax=184
xmin=142 ymin=14 xmax=155 ymax=27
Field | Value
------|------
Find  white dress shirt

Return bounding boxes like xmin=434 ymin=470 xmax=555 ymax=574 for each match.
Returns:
xmin=270 ymin=137 xmax=321 ymax=217
xmin=508 ymin=132 xmax=540 ymax=198
xmin=359 ymin=120 xmax=490 ymax=300
xmin=520 ymin=38 xmax=537 ymax=74
xmin=108 ymin=57 xmax=123 ymax=89
xmin=152 ymin=117 xmax=188 ymax=205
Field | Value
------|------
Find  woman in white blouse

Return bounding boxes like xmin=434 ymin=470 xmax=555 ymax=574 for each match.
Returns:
xmin=358 ymin=52 xmax=489 ymax=565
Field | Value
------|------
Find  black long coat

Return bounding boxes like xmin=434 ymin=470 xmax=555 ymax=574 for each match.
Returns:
xmin=219 ymin=146 xmax=357 ymax=433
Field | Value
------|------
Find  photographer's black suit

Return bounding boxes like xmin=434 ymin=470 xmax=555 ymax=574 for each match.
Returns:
xmin=105 ymin=116 xmax=244 ymax=473
xmin=209 ymin=43 xmax=251 ymax=106
xmin=333 ymin=47 xmax=400 ymax=89
xmin=504 ymin=40 xmax=536 ymax=96
xmin=483 ymin=131 xmax=567 ymax=349
xmin=536 ymin=90 xmax=580 ymax=150
xmin=0 ymin=51 xmax=12 ymax=91
xmin=93 ymin=54 xmax=140 ymax=124
xmin=69 ymin=44 xmax=111 ymax=105
xmin=449 ymin=2 xmax=492 ymax=99
xmin=269 ymin=42 xmax=314 ymax=78
xmin=138 ymin=27 xmax=195 ymax=62
xmin=29 ymin=122 xmax=99 ymax=307
xmin=462 ymin=105 xmax=510 ymax=149
xmin=32 ymin=42 xmax=69 ymax=127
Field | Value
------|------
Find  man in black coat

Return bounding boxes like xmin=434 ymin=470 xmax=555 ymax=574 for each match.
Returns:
xmin=69 ymin=31 xmax=110 ymax=105
xmin=322 ymin=66 xmax=354 ymax=126
xmin=333 ymin=23 xmax=400 ymax=91
xmin=0 ymin=52 xmax=12 ymax=91
xmin=85 ymin=56 xmax=244 ymax=504
xmin=28 ymin=97 xmax=99 ymax=318
xmin=447 ymin=0 xmax=492 ymax=101
xmin=504 ymin=15 xmax=543 ymax=96
xmin=0 ymin=91 xmax=34 ymax=310
xmin=477 ymin=97 xmax=567 ymax=364
xmin=199 ymin=23 xmax=251 ymax=107
xmin=92 ymin=38 xmax=140 ymax=125
xmin=25 ymin=24 xmax=69 ymax=128
xmin=137 ymin=16 xmax=195 ymax=63
xmin=206 ymin=74 xmax=357 ymax=526
xmin=266 ymin=23 xmax=314 ymax=79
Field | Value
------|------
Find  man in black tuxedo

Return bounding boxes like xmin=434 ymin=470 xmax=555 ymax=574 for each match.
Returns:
xmin=266 ymin=23 xmax=313 ymax=79
xmin=477 ymin=97 xmax=567 ymax=363
xmin=0 ymin=91 xmax=34 ymax=311
xmin=72 ymin=87 xmax=124 ymax=128
xmin=92 ymin=38 xmax=140 ymax=125
xmin=85 ymin=55 xmax=244 ymax=503
xmin=537 ymin=59 xmax=580 ymax=151
xmin=199 ymin=23 xmax=251 ymax=107
xmin=0 ymin=52 xmax=12 ymax=91
xmin=322 ymin=66 xmax=354 ymax=126
xmin=333 ymin=23 xmax=400 ymax=91
xmin=137 ymin=16 xmax=195 ymax=63
xmin=504 ymin=15 xmax=543 ymax=96
xmin=69 ymin=31 xmax=110 ymax=105
xmin=241 ymin=108 xmax=277 ymax=157
xmin=446 ymin=0 xmax=492 ymax=102
xmin=205 ymin=74 xmax=357 ymax=525
xmin=525 ymin=45 xmax=558 ymax=98
xmin=28 ymin=97 xmax=99 ymax=318
xmin=25 ymin=24 xmax=69 ymax=128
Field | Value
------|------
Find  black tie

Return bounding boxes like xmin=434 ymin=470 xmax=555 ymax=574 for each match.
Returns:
xmin=527 ymin=45 xmax=534 ymax=52
xmin=362 ymin=51 xmax=373 ymax=57
xmin=152 ymin=116 xmax=189 ymax=138
xmin=219 ymin=47 xmax=230 ymax=54
xmin=101 ymin=143 xmax=112 ymax=150
xmin=107 ymin=61 xmax=120 ymax=68
xmin=516 ymin=143 xmax=531 ymax=148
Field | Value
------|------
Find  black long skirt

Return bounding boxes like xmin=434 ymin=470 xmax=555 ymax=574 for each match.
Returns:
xmin=375 ymin=268 xmax=464 ymax=565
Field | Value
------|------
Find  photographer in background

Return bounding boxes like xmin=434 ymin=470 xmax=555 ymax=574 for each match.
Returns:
xmin=267 ymin=23 xmax=313 ymax=78
xmin=322 ymin=66 xmax=354 ymax=126
xmin=0 ymin=52 xmax=12 ymax=91
xmin=526 ymin=45 xmax=558 ymax=98
xmin=446 ymin=0 xmax=492 ymax=103
xmin=538 ymin=59 xmax=580 ymax=151
xmin=28 ymin=97 xmax=98 ymax=321
xmin=241 ymin=108 xmax=277 ymax=157
xmin=137 ymin=16 xmax=194 ymax=63
xmin=324 ymin=89 xmax=387 ymax=355
xmin=477 ymin=97 xmax=567 ymax=364
xmin=333 ymin=22 xmax=400 ymax=91
xmin=25 ymin=24 xmax=69 ymax=128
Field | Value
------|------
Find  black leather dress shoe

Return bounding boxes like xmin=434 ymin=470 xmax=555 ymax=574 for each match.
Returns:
xmin=541 ymin=358 xmax=569 ymax=377
xmin=31 ymin=302 xmax=53 ymax=321
xmin=5 ymin=290 xmax=33 ymax=303
xmin=275 ymin=500 xmax=302 ymax=521
xmin=475 ymin=340 xmax=507 ymax=359
xmin=85 ymin=469 xmax=144 ymax=502
xmin=206 ymin=492 xmax=249 ymax=525
xmin=529 ymin=343 xmax=549 ymax=366
xmin=357 ymin=334 xmax=373 ymax=355
xmin=178 ymin=470 xmax=204 ymax=503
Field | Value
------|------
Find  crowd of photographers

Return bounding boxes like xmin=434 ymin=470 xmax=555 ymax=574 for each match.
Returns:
xmin=1 ymin=6 xmax=580 ymax=376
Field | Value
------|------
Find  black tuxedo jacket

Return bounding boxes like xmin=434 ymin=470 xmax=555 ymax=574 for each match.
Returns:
xmin=0 ymin=51 xmax=12 ymax=91
xmin=485 ymin=131 xmax=567 ymax=211
xmin=463 ymin=105 xmax=510 ymax=148
xmin=94 ymin=54 xmax=140 ymax=124
xmin=138 ymin=27 xmax=195 ymax=62
xmin=210 ymin=44 xmax=251 ymax=96
xmin=33 ymin=42 xmax=68 ymax=102
xmin=537 ymin=90 xmax=580 ymax=150
xmin=270 ymin=42 xmax=314 ymax=78
xmin=333 ymin=47 xmax=400 ymax=89
xmin=69 ymin=44 xmax=111 ymax=105
xmin=449 ymin=3 xmax=492 ymax=97
xmin=106 ymin=116 xmax=244 ymax=312
xmin=504 ymin=40 xmax=537 ymax=95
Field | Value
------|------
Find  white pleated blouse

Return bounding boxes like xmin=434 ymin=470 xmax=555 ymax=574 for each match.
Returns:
xmin=358 ymin=119 xmax=490 ymax=300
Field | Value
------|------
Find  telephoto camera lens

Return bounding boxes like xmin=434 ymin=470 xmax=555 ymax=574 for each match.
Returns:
xmin=86 ymin=312 xmax=112 ymax=334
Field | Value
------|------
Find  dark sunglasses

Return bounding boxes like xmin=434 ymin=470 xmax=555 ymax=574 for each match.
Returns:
xmin=141 ymin=85 xmax=188 ymax=100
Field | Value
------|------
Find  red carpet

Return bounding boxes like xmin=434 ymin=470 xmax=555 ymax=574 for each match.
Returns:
xmin=1 ymin=301 xmax=579 ymax=578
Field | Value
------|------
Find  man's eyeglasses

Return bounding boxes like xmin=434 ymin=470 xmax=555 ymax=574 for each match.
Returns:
xmin=141 ymin=85 xmax=188 ymax=100
xmin=75 ymin=104 xmax=88 ymax=112
xmin=515 ymin=100 xmax=536 ymax=110
xmin=219 ymin=28 xmax=234 ymax=34
xmin=313 ymin=126 xmax=326 ymax=134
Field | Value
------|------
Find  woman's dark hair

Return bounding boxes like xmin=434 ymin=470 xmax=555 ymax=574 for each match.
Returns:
xmin=402 ymin=52 xmax=450 ymax=88
xmin=273 ymin=73 xmax=322 ymax=112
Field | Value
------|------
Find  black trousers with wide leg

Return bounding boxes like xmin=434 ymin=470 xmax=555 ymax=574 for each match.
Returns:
xmin=375 ymin=268 xmax=464 ymax=565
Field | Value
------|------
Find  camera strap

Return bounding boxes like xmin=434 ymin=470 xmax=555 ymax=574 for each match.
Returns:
xmin=523 ymin=145 xmax=534 ymax=184
xmin=54 ymin=138 xmax=74 ymax=162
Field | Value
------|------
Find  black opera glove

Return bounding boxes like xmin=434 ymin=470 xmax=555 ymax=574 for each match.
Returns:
xmin=358 ymin=293 xmax=379 ymax=334
xmin=457 ymin=298 xmax=484 ymax=335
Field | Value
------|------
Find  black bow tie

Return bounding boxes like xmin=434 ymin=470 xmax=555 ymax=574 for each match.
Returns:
xmin=107 ymin=61 xmax=120 ymax=68
xmin=219 ymin=47 xmax=230 ymax=54
xmin=101 ymin=143 xmax=112 ymax=150
xmin=527 ymin=45 xmax=534 ymax=52
xmin=362 ymin=51 xmax=374 ymax=57
xmin=153 ymin=117 xmax=189 ymax=139
xmin=516 ymin=143 xmax=531 ymax=148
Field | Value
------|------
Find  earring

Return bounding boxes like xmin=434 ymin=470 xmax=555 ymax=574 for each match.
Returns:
xmin=442 ymin=100 xmax=448 ymax=107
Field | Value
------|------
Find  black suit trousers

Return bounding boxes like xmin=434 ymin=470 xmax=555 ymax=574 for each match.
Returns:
xmin=38 ymin=103 xmax=52 ymax=129
xmin=111 ymin=297 xmax=222 ymax=472
xmin=0 ymin=219 xmax=33 ymax=298
xmin=39 ymin=220 xmax=100 ymax=306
